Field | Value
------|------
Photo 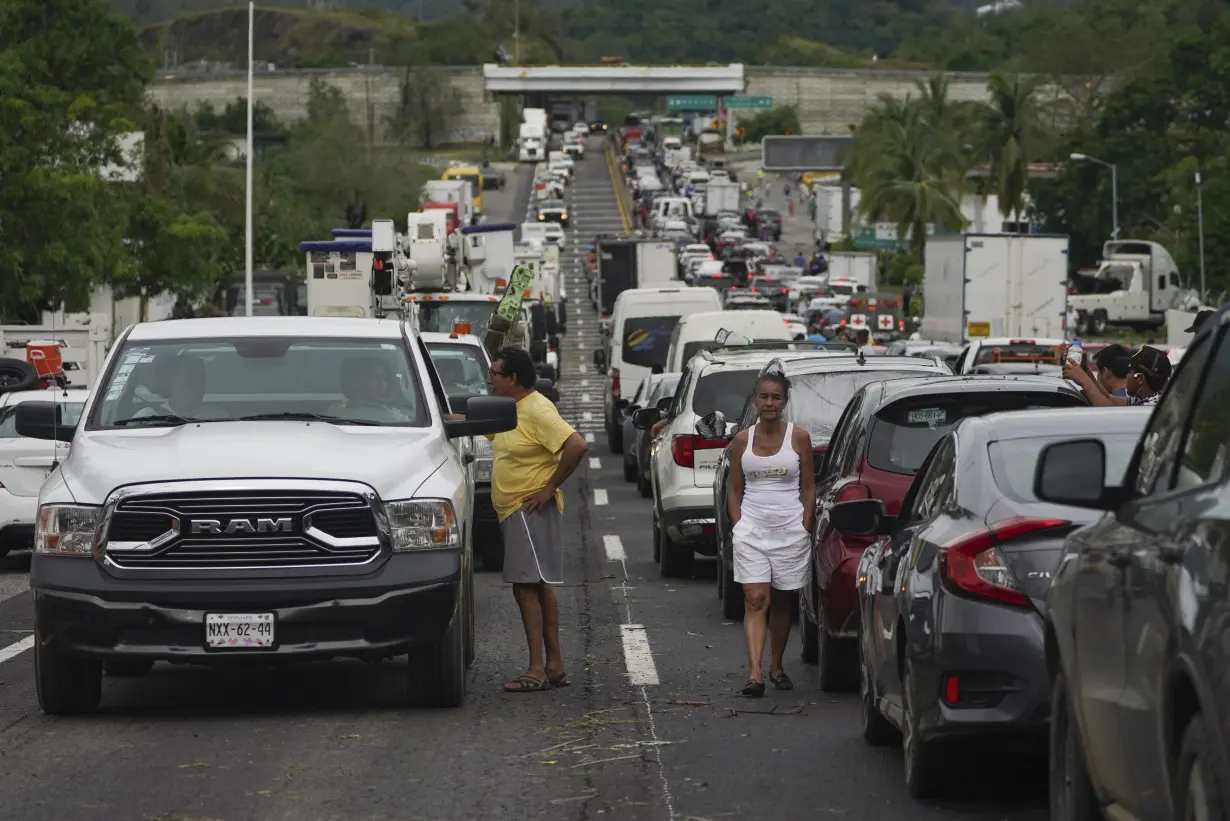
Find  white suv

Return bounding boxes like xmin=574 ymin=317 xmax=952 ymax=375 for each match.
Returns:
xmin=642 ymin=346 xmax=846 ymax=576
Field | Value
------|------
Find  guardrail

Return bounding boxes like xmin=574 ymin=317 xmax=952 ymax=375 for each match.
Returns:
xmin=604 ymin=135 xmax=634 ymax=233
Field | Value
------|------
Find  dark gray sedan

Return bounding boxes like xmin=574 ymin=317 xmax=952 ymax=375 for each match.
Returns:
xmin=618 ymin=372 xmax=679 ymax=498
xmin=829 ymin=406 xmax=1150 ymax=799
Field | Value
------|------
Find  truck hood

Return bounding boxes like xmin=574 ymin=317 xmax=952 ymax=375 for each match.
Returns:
xmin=60 ymin=422 xmax=448 ymax=505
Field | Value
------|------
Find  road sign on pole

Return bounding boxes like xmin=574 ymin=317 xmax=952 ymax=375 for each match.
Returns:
xmin=761 ymin=135 xmax=853 ymax=171
xmin=666 ymin=95 xmax=717 ymax=110
xmin=726 ymin=96 xmax=773 ymax=109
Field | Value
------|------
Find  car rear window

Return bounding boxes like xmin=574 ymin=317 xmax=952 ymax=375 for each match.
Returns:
xmin=867 ymin=392 xmax=1085 ymax=475
xmin=623 ymin=316 xmax=681 ymax=369
xmin=973 ymin=343 xmax=1063 ymax=366
xmin=789 ymin=370 xmax=924 ymax=447
xmin=989 ymin=433 xmax=1139 ymax=502
xmin=693 ymin=369 xmax=759 ymax=419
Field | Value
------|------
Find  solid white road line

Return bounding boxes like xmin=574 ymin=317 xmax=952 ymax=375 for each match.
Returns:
xmin=588 ymin=457 xmax=601 ymax=469
xmin=594 ymin=488 xmax=608 ymax=505
xmin=620 ymin=625 xmax=660 ymax=686
xmin=585 ymin=432 xmax=595 ymax=443
xmin=0 ymin=635 xmax=35 ymax=665
xmin=603 ymin=534 xmax=626 ymax=561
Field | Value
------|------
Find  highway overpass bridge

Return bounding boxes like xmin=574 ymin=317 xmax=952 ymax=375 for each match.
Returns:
xmin=147 ymin=64 xmax=1059 ymax=144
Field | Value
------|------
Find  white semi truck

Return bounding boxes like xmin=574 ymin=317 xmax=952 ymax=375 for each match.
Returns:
xmin=518 ymin=107 xmax=549 ymax=163
xmin=922 ymin=233 xmax=1070 ymax=343
xmin=1068 ymin=239 xmax=1198 ymax=334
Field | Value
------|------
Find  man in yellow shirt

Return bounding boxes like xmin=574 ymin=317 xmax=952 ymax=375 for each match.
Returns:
xmin=485 ymin=347 xmax=588 ymax=693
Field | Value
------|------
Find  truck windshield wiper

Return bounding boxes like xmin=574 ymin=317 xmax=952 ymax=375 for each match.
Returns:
xmin=113 ymin=414 xmax=198 ymax=427
xmin=234 ymin=412 xmax=382 ymax=426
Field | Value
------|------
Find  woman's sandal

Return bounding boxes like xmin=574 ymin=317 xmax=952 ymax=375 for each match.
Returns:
xmin=503 ymin=675 xmax=550 ymax=693
xmin=548 ymin=671 xmax=571 ymax=688
xmin=770 ymin=673 xmax=794 ymax=691
xmin=741 ymin=679 xmax=766 ymax=697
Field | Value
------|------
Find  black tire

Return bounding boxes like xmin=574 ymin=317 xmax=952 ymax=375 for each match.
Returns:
xmin=1049 ymin=670 xmax=1101 ymax=821
xmin=35 ymin=633 xmax=102 ymax=715
xmin=636 ymin=469 xmax=651 ymax=498
xmin=817 ymin=600 xmax=855 ymax=692
xmin=859 ymin=637 xmax=896 ymax=746
xmin=720 ymin=554 xmax=744 ymax=621
xmin=464 ymin=564 xmax=476 ymax=668
xmin=622 ymin=451 xmax=637 ymax=482
xmin=104 ymin=658 xmax=155 ymax=677
xmin=480 ymin=529 xmax=505 ymax=572
xmin=1091 ymin=310 xmax=1109 ymax=335
xmin=652 ymin=511 xmax=661 ymax=562
xmin=1176 ymin=713 xmax=1230 ymax=821
xmin=800 ymin=581 xmax=819 ymax=664
xmin=902 ymin=658 xmax=946 ymax=798
xmin=407 ymin=582 xmax=468 ymax=708
xmin=658 ymin=520 xmax=693 ymax=578
xmin=608 ymin=421 xmax=624 ymax=455
xmin=0 ymin=358 xmax=38 ymax=393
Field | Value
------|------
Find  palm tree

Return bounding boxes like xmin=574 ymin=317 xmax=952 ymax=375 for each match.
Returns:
xmin=845 ymin=92 xmax=967 ymax=259
xmin=975 ymin=71 xmax=1045 ymax=228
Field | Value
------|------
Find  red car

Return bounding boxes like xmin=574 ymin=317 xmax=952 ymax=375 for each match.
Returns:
xmin=802 ymin=375 xmax=1089 ymax=691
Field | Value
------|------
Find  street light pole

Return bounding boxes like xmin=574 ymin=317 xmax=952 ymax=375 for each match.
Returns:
xmin=1196 ymin=169 xmax=1206 ymax=300
xmin=244 ymin=0 xmax=255 ymax=317
xmin=1070 ymin=152 xmax=1119 ymax=241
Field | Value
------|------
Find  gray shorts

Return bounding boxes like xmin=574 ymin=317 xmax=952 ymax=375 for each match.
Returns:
xmin=500 ymin=505 xmax=565 ymax=585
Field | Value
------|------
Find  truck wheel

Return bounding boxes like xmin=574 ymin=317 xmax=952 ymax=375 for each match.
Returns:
xmin=607 ymin=421 xmax=624 ymax=455
xmin=1091 ymin=311 xmax=1109 ymax=335
xmin=35 ymin=633 xmax=103 ymax=715
xmin=0 ymin=358 xmax=38 ymax=393
xmin=482 ymin=533 xmax=505 ymax=572
xmin=1074 ymin=311 xmax=1090 ymax=336
xmin=407 ymin=582 xmax=468 ymax=708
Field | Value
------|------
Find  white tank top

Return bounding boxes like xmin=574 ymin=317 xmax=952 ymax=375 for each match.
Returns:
xmin=739 ymin=422 xmax=805 ymax=534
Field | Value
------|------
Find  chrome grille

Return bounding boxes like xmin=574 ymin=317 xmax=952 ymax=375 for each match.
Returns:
xmin=104 ymin=489 xmax=380 ymax=569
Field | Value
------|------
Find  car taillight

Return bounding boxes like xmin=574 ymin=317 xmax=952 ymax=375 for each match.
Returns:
xmin=780 ymin=288 xmax=787 ymax=294
xmin=939 ymin=517 xmax=1070 ymax=608
xmin=611 ymin=367 xmax=621 ymax=402
xmin=671 ymin=434 xmax=727 ymax=468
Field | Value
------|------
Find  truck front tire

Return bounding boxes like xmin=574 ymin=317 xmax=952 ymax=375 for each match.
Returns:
xmin=407 ymin=582 xmax=469 ymax=708
xmin=35 ymin=632 xmax=102 ymax=715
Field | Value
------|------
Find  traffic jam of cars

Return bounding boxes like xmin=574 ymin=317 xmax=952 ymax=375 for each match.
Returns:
xmin=593 ymin=117 xmax=1228 ymax=818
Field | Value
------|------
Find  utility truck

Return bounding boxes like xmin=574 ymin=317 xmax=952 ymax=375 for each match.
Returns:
xmin=1068 ymin=239 xmax=1198 ymax=334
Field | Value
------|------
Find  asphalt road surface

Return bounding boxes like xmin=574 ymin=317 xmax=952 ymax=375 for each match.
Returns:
xmin=0 ymin=139 xmax=1047 ymax=821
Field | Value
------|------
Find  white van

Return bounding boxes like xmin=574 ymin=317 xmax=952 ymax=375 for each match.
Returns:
xmin=601 ymin=287 xmax=722 ymax=452
xmin=664 ymin=309 xmax=794 ymax=373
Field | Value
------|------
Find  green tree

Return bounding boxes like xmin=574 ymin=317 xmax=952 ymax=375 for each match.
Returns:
xmin=975 ymin=72 xmax=1046 ymax=226
xmin=735 ymin=106 xmax=802 ymax=144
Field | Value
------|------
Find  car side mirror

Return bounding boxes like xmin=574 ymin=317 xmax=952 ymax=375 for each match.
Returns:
xmin=655 ymin=396 xmax=673 ymax=413
xmin=1035 ymin=439 xmax=1115 ymax=509
xmin=614 ymin=398 xmax=630 ymax=412
xmin=14 ymin=402 xmax=76 ymax=443
xmin=829 ymin=498 xmax=890 ymax=537
xmin=695 ymin=410 xmax=727 ymax=440
xmin=632 ymin=406 xmax=662 ymax=430
xmin=445 ymin=396 xmax=518 ymax=439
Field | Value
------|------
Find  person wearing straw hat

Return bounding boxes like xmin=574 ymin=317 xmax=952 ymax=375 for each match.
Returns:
xmin=483 ymin=347 xmax=589 ymax=693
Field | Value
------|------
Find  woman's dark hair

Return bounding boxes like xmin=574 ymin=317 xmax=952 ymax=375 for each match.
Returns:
xmin=493 ymin=347 xmax=537 ymax=389
xmin=755 ymin=371 xmax=791 ymax=398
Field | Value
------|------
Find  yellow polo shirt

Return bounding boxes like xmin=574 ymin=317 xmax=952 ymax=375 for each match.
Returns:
xmin=489 ymin=391 xmax=576 ymax=522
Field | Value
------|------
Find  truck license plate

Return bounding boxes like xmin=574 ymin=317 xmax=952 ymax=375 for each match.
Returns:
xmin=205 ymin=613 xmax=275 ymax=649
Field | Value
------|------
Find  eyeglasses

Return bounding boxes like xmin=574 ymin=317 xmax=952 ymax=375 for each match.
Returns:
xmin=487 ymin=367 xmax=508 ymax=378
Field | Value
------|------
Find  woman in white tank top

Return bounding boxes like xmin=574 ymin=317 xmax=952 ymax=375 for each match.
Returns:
xmin=726 ymin=370 xmax=816 ymax=697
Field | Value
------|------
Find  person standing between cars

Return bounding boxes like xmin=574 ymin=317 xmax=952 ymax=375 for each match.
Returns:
xmin=1091 ymin=344 xmax=1132 ymax=397
xmin=483 ymin=348 xmax=589 ymax=692
xmin=1064 ymin=345 xmax=1171 ymax=407
xmin=726 ymin=369 xmax=816 ymax=696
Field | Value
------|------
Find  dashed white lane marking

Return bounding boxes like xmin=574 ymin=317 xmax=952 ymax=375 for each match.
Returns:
xmin=593 ymin=488 xmax=608 ymax=506
xmin=581 ymin=393 xmax=591 ymax=402
xmin=579 ymin=364 xmax=588 ymax=374
xmin=582 ymin=411 xmax=593 ymax=422
xmin=588 ymin=457 xmax=601 ymax=469
xmin=0 ymin=635 xmax=35 ymax=665
xmin=620 ymin=625 xmax=661 ymax=686
xmin=602 ymin=534 xmax=626 ymax=561
xmin=585 ymin=432 xmax=595 ymax=443
xmin=581 ymin=379 xmax=589 ymax=388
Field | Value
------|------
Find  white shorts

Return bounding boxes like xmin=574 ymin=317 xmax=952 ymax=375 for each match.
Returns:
xmin=732 ymin=532 xmax=811 ymax=591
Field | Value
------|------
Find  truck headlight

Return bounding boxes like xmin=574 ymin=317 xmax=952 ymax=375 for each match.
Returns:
xmin=36 ymin=504 xmax=100 ymax=556
xmin=473 ymin=438 xmax=493 ymax=483
xmin=383 ymin=500 xmax=460 ymax=552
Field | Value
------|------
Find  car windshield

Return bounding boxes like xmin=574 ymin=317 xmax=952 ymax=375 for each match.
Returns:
xmin=88 ymin=337 xmax=429 ymax=429
xmin=0 ymin=399 xmax=85 ymax=435
xmin=693 ymin=369 xmax=761 ymax=419
xmin=989 ymin=432 xmax=1140 ymax=502
xmin=787 ymin=370 xmax=924 ymax=447
xmin=973 ymin=343 xmax=1063 ymax=366
xmin=413 ymin=301 xmax=495 ymax=335
xmin=648 ymin=374 xmax=681 ymax=402
xmin=623 ymin=316 xmax=681 ymax=369
xmin=867 ymin=392 xmax=1086 ymax=475
xmin=541 ymin=200 xmax=565 ymax=210
xmin=426 ymin=343 xmax=490 ymax=398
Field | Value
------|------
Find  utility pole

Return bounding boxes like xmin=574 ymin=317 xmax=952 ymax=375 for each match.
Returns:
xmin=1196 ymin=169 xmax=1207 ymax=301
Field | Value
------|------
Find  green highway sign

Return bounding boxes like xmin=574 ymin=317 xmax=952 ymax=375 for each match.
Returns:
xmin=727 ymin=95 xmax=773 ymax=109
xmin=666 ymin=95 xmax=717 ymax=110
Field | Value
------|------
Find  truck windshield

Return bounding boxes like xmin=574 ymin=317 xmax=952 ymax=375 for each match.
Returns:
xmin=414 ymin=301 xmax=495 ymax=335
xmin=89 ymin=338 xmax=429 ymax=429
xmin=426 ymin=343 xmax=491 ymax=398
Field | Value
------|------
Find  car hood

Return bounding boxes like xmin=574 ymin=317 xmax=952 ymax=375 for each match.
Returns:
xmin=60 ymin=422 xmax=448 ymax=505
